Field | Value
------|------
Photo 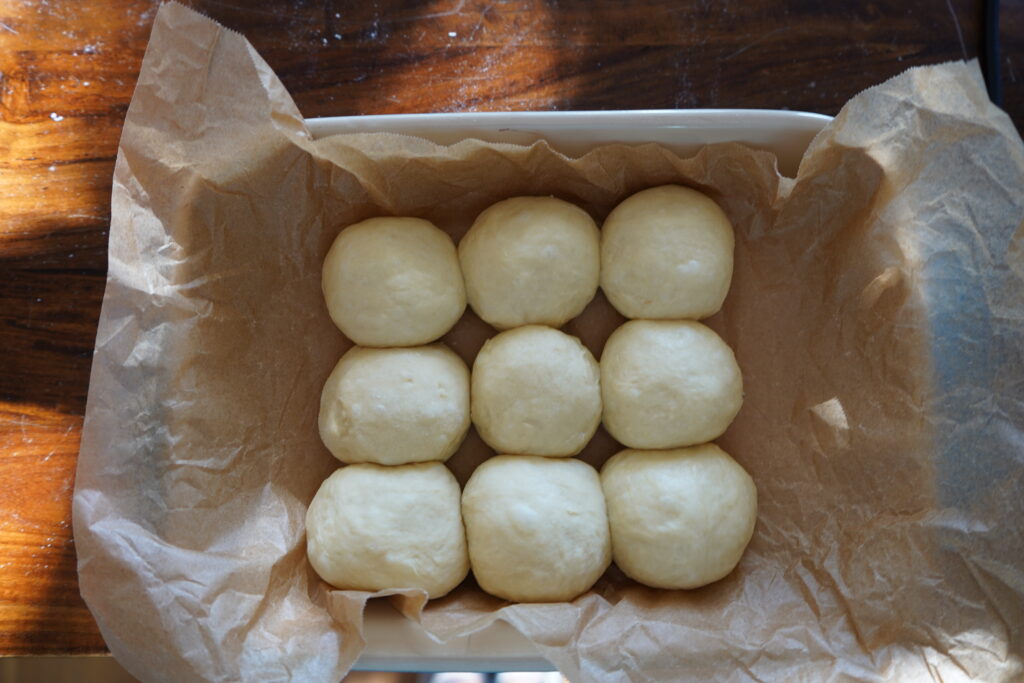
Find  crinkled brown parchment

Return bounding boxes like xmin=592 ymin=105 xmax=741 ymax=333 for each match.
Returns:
xmin=74 ymin=3 xmax=1024 ymax=682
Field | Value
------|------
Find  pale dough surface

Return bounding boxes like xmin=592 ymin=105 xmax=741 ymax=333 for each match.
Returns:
xmin=601 ymin=445 xmax=757 ymax=589
xmin=318 ymin=345 xmax=470 ymax=465
xmin=601 ymin=319 xmax=742 ymax=449
xmin=459 ymin=196 xmax=600 ymax=329
xmin=471 ymin=325 xmax=601 ymax=456
xmin=600 ymin=184 xmax=734 ymax=319
xmin=322 ymin=216 xmax=466 ymax=347
xmin=462 ymin=455 xmax=611 ymax=602
xmin=306 ymin=463 xmax=468 ymax=598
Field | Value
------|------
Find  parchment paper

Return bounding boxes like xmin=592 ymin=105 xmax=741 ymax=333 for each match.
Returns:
xmin=73 ymin=3 xmax=1024 ymax=681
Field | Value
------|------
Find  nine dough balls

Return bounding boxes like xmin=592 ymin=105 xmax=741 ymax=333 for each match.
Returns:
xmin=311 ymin=193 xmax=753 ymax=602
xmin=601 ymin=319 xmax=742 ymax=449
xmin=459 ymin=197 xmax=600 ymax=329
xmin=471 ymin=325 xmax=601 ymax=456
xmin=318 ymin=345 xmax=470 ymax=466
xmin=600 ymin=185 xmax=734 ymax=320
xmin=601 ymin=445 xmax=757 ymax=589
xmin=306 ymin=463 xmax=469 ymax=598
xmin=322 ymin=217 xmax=466 ymax=347
xmin=462 ymin=455 xmax=611 ymax=602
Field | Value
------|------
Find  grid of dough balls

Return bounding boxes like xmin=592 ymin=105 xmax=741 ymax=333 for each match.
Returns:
xmin=306 ymin=187 xmax=757 ymax=602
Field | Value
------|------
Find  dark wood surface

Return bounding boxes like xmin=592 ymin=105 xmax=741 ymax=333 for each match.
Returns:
xmin=0 ymin=0 xmax=1021 ymax=656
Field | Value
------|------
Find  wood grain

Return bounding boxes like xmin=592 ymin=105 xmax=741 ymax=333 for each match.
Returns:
xmin=0 ymin=0 xmax=1020 ymax=656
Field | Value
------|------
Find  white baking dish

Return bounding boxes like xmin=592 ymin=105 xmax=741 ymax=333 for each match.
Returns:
xmin=306 ymin=110 xmax=831 ymax=178
xmin=303 ymin=109 xmax=833 ymax=672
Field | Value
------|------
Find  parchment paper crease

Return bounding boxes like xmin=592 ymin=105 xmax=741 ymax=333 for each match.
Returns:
xmin=74 ymin=3 xmax=1024 ymax=682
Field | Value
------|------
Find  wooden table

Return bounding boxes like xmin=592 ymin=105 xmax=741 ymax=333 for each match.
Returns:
xmin=1 ymin=0 xmax=1021 ymax=657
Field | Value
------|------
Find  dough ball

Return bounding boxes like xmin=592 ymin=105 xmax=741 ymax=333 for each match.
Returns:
xmin=601 ymin=320 xmax=742 ymax=449
xmin=601 ymin=185 xmax=734 ymax=319
xmin=601 ymin=445 xmax=757 ymax=589
xmin=322 ymin=217 xmax=466 ymax=346
xmin=459 ymin=197 xmax=600 ymax=329
xmin=472 ymin=325 xmax=601 ymax=456
xmin=306 ymin=463 xmax=468 ymax=598
xmin=318 ymin=345 xmax=470 ymax=465
xmin=462 ymin=455 xmax=611 ymax=602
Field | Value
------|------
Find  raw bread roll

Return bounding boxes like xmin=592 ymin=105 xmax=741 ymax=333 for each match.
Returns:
xmin=459 ymin=196 xmax=600 ymax=329
xmin=601 ymin=319 xmax=742 ymax=449
xmin=471 ymin=325 xmax=601 ymax=456
xmin=318 ymin=345 xmax=470 ymax=465
xmin=462 ymin=455 xmax=611 ymax=602
xmin=601 ymin=445 xmax=757 ymax=589
xmin=600 ymin=185 xmax=734 ymax=319
xmin=306 ymin=463 xmax=468 ymax=598
xmin=322 ymin=216 xmax=466 ymax=346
